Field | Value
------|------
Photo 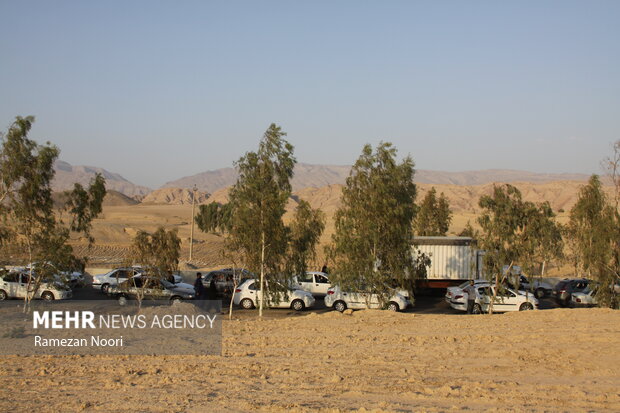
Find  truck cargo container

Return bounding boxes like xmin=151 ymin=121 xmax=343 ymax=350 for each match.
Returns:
xmin=413 ymin=236 xmax=484 ymax=290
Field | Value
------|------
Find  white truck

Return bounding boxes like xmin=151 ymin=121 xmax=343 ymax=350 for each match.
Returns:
xmin=413 ymin=236 xmax=483 ymax=290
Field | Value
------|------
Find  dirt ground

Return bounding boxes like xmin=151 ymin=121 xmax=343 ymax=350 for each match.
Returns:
xmin=0 ymin=307 xmax=618 ymax=412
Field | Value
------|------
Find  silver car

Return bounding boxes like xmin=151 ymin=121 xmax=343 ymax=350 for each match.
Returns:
xmin=0 ymin=269 xmax=72 ymax=301
xmin=324 ymin=285 xmax=408 ymax=312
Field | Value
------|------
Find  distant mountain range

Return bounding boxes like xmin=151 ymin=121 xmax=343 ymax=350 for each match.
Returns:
xmin=54 ymin=160 xmax=598 ymax=199
xmin=53 ymin=161 xmax=151 ymax=199
xmin=162 ymin=163 xmax=594 ymax=193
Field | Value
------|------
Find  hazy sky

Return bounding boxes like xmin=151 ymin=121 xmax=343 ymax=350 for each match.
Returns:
xmin=1 ymin=1 xmax=619 ymax=188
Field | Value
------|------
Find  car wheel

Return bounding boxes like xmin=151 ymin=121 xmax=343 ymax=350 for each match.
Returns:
xmin=241 ymin=298 xmax=254 ymax=310
xmin=334 ymin=300 xmax=347 ymax=313
xmin=291 ymin=299 xmax=305 ymax=311
xmin=0 ymin=290 xmax=7 ymax=300
xmin=118 ymin=295 xmax=127 ymax=306
xmin=170 ymin=296 xmax=182 ymax=304
xmin=387 ymin=301 xmax=400 ymax=312
xmin=41 ymin=291 xmax=55 ymax=301
xmin=519 ymin=302 xmax=534 ymax=311
xmin=472 ymin=304 xmax=482 ymax=314
xmin=534 ymin=288 xmax=545 ymax=299
xmin=101 ymin=283 xmax=110 ymax=294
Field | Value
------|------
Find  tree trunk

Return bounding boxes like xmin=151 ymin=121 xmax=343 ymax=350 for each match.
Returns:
xmin=24 ymin=241 xmax=34 ymax=313
xmin=259 ymin=230 xmax=265 ymax=318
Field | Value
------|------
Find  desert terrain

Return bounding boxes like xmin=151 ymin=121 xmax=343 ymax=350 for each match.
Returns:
xmin=3 ymin=177 xmax=618 ymax=412
xmin=72 ymin=179 xmax=614 ymax=274
xmin=1 ymin=307 xmax=618 ymax=412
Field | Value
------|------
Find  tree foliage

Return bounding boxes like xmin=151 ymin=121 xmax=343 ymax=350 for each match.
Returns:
xmin=0 ymin=116 xmax=106 ymax=300
xmin=566 ymin=175 xmax=618 ymax=307
xmin=458 ymin=221 xmax=479 ymax=239
xmin=414 ymin=187 xmax=452 ymax=236
xmin=131 ymin=227 xmax=181 ymax=275
xmin=329 ymin=142 xmax=423 ymax=302
xmin=226 ymin=124 xmax=295 ymax=316
xmin=288 ymin=200 xmax=325 ymax=276
xmin=477 ymin=184 xmax=563 ymax=290
xmin=195 ymin=202 xmax=232 ymax=234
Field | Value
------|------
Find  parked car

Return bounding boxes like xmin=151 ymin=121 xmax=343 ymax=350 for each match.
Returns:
xmin=233 ymin=279 xmax=315 ymax=311
xmin=553 ymin=278 xmax=591 ymax=307
xmin=445 ymin=279 xmax=489 ymax=305
xmin=570 ymin=287 xmax=598 ymax=308
xmin=202 ymin=268 xmax=251 ymax=297
xmin=291 ymin=271 xmax=332 ymax=296
xmin=324 ymin=285 xmax=408 ymax=312
xmin=0 ymin=269 xmax=72 ymax=301
xmin=92 ymin=267 xmax=144 ymax=293
xmin=107 ymin=276 xmax=194 ymax=305
xmin=514 ymin=275 xmax=553 ymax=299
xmin=449 ymin=284 xmax=538 ymax=313
xmin=24 ymin=262 xmax=84 ymax=288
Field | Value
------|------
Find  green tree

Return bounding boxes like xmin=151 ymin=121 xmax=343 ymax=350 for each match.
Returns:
xmin=129 ymin=227 xmax=181 ymax=307
xmin=227 ymin=124 xmax=295 ymax=316
xmin=477 ymin=184 xmax=563 ymax=311
xmin=0 ymin=116 xmax=106 ymax=303
xmin=602 ymin=141 xmax=620 ymax=304
xmin=288 ymin=200 xmax=325 ymax=277
xmin=566 ymin=175 xmax=617 ymax=307
xmin=458 ymin=221 xmax=479 ymax=239
xmin=329 ymin=142 xmax=423 ymax=304
xmin=414 ymin=187 xmax=452 ymax=236
xmin=195 ymin=202 xmax=232 ymax=234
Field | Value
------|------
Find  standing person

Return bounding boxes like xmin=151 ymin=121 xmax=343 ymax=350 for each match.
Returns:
xmin=194 ymin=272 xmax=206 ymax=299
xmin=321 ymin=263 xmax=328 ymax=274
xmin=207 ymin=279 xmax=218 ymax=300
xmin=463 ymin=280 xmax=478 ymax=314
xmin=167 ymin=271 xmax=176 ymax=284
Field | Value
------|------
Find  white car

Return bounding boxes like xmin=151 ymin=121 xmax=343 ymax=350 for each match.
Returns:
xmin=571 ymin=289 xmax=597 ymax=307
xmin=233 ymin=279 xmax=315 ymax=311
xmin=93 ymin=267 xmax=185 ymax=293
xmin=291 ymin=271 xmax=332 ymax=296
xmin=445 ymin=279 xmax=489 ymax=306
xmin=19 ymin=262 xmax=84 ymax=288
xmin=450 ymin=284 xmax=538 ymax=313
xmin=0 ymin=270 xmax=72 ymax=301
xmin=324 ymin=285 xmax=408 ymax=312
xmin=92 ymin=267 xmax=144 ymax=293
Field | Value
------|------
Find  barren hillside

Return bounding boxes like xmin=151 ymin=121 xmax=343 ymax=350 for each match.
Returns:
xmin=141 ymin=188 xmax=210 ymax=205
xmin=74 ymin=179 xmax=614 ymax=269
xmin=161 ymin=163 xmax=595 ymax=194
xmin=53 ymin=160 xmax=151 ymax=198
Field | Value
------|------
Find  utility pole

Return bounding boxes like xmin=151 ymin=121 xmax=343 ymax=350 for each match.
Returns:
xmin=189 ymin=184 xmax=197 ymax=262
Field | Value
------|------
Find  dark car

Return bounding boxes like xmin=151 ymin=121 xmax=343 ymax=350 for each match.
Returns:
xmin=108 ymin=276 xmax=195 ymax=305
xmin=553 ymin=278 xmax=591 ymax=307
xmin=202 ymin=268 xmax=252 ymax=297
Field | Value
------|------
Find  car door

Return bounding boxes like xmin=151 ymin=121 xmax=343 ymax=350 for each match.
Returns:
xmin=17 ymin=273 xmax=33 ymax=298
xmin=366 ymin=292 xmax=381 ymax=309
xmin=113 ymin=269 xmax=130 ymax=285
xmin=143 ymin=278 xmax=166 ymax=300
xmin=312 ymin=273 xmax=331 ymax=295
xmin=345 ymin=289 xmax=363 ymax=308
xmin=477 ymin=286 xmax=492 ymax=311
xmin=247 ymin=280 xmax=262 ymax=306
xmin=2 ymin=272 xmax=21 ymax=298
xmin=295 ymin=273 xmax=314 ymax=293
xmin=268 ymin=283 xmax=292 ymax=308
xmin=493 ymin=288 xmax=519 ymax=312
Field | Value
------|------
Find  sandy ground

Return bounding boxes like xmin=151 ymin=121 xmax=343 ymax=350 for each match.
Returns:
xmin=0 ymin=307 xmax=618 ymax=412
